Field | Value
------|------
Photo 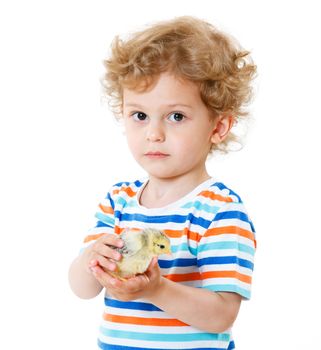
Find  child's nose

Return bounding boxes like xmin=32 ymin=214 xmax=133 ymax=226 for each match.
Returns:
xmin=146 ymin=121 xmax=165 ymax=142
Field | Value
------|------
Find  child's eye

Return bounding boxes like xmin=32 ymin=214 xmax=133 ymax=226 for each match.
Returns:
xmin=168 ymin=112 xmax=185 ymax=122
xmin=132 ymin=112 xmax=148 ymax=121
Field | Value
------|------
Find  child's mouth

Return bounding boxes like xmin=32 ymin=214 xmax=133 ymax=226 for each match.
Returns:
xmin=145 ymin=152 xmax=169 ymax=159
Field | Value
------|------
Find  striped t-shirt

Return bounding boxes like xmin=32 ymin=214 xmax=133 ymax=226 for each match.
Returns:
xmin=83 ymin=178 xmax=256 ymax=350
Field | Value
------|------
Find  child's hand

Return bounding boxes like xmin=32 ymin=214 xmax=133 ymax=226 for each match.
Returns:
xmin=91 ymin=257 xmax=162 ymax=301
xmin=83 ymin=234 xmax=124 ymax=274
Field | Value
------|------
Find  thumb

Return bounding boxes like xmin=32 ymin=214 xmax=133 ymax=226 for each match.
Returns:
xmin=146 ymin=256 xmax=159 ymax=274
xmin=148 ymin=256 xmax=158 ymax=270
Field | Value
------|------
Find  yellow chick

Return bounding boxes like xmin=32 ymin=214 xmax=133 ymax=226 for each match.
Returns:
xmin=110 ymin=228 xmax=171 ymax=281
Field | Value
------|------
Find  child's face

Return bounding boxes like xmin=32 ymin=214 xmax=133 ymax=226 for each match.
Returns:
xmin=122 ymin=72 xmax=218 ymax=180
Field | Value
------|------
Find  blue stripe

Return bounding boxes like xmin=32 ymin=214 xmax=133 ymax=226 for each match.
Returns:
xmin=249 ymin=220 xmax=256 ymax=233
xmin=204 ymin=284 xmax=251 ymax=299
xmin=95 ymin=221 xmax=113 ymax=228
xmin=190 ymin=215 xmax=211 ymax=228
xmin=198 ymin=256 xmax=254 ymax=270
xmin=112 ymin=181 xmax=143 ymax=193
xmin=106 ymin=192 xmax=115 ymax=210
xmin=198 ymin=241 xmax=255 ymax=256
xmin=125 ymin=199 xmax=140 ymax=208
xmin=133 ymin=180 xmax=144 ymax=188
xmin=114 ymin=181 xmax=131 ymax=186
xmin=99 ymin=328 xmax=230 ymax=342
xmin=105 ymin=298 xmax=162 ymax=312
xmin=171 ymin=243 xmax=198 ymax=256
xmin=182 ymin=201 xmax=221 ymax=215
xmin=95 ymin=212 xmax=115 ymax=226
xmin=98 ymin=339 xmax=228 ymax=350
xmin=114 ymin=197 xmax=127 ymax=207
xmin=159 ymin=258 xmax=197 ymax=268
xmin=214 ymin=210 xmax=250 ymax=223
xmin=116 ymin=212 xmax=212 ymax=228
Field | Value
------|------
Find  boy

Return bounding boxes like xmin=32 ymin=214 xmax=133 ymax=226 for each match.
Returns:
xmin=69 ymin=16 xmax=256 ymax=349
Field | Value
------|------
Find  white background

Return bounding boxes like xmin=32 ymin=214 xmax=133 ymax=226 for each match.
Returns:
xmin=1 ymin=0 xmax=320 ymax=349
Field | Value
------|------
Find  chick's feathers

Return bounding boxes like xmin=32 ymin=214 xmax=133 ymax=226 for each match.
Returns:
xmin=112 ymin=228 xmax=171 ymax=280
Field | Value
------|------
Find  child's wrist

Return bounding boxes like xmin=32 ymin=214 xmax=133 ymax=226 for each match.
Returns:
xmin=147 ymin=276 xmax=167 ymax=302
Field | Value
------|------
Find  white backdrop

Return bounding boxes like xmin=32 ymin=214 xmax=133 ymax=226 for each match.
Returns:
xmin=1 ymin=1 xmax=320 ymax=349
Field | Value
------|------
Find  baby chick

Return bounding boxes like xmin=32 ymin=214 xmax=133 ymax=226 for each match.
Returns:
xmin=109 ymin=228 xmax=171 ymax=281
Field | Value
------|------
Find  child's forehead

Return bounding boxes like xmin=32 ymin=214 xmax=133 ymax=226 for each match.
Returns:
xmin=121 ymin=74 xmax=211 ymax=115
xmin=122 ymin=75 xmax=202 ymax=108
xmin=122 ymin=72 xmax=200 ymax=96
xmin=124 ymin=69 xmax=196 ymax=86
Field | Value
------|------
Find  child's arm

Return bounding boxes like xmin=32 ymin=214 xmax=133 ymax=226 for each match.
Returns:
xmin=148 ymin=274 xmax=241 ymax=333
xmin=68 ymin=253 xmax=103 ymax=299
xmin=68 ymin=233 xmax=124 ymax=299
xmin=90 ymin=257 xmax=241 ymax=333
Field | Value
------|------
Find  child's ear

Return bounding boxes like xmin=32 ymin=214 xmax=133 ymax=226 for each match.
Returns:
xmin=210 ymin=115 xmax=234 ymax=144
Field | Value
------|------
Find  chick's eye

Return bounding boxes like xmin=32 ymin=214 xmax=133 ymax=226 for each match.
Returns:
xmin=132 ymin=112 xmax=148 ymax=121
xmin=168 ymin=112 xmax=185 ymax=122
xmin=159 ymin=244 xmax=165 ymax=249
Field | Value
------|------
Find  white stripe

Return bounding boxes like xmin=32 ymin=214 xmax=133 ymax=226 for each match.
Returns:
xmin=161 ymin=265 xmax=199 ymax=275
xmin=199 ymin=233 xmax=254 ymax=245
xmin=199 ymin=264 xmax=253 ymax=275
xmin=159 ymin=251 xmax=196 ymax=260
xmin=104 ymin=307 xmax=167 ymax=319
xmin=202 ymin=277 xmax=250 ymax=289
xmin=189 ymin=223 xmax=209 ymax=234
xmin=197 ymin=248 xmax=255 ymax=262
xmin=213 ymin=218 xmax=253 ymax=231
xmin=98 ymin=334 xmax=229 ymax=349
xmin=216 ymin=201 xmax=246 ymax=211
xmin=86 ymin=227 xmax=115 ymax=237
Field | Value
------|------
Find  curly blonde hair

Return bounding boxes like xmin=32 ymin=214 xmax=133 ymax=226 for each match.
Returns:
xmin=102 ymin=16 xmax=256 ymax=152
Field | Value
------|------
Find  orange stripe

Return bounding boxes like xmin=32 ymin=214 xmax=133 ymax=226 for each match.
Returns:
xmin=103 ymin=313 xmax=187 ymax=327
xmin=99 ymin=204 xmax=114 ymax=214
xmin=84 ymin=227 xmax=140 ymax=242
xmin=114 ymin=226 xmax=144 ymax=235
xmin=164 ymin=271 xmax=251 ymax=284
xmin=205 ymin=225 xmax=256 ymax=243
xmin=187 ymin=230 xmax=202 ymax=242
xmin=163 ymin=229 xmax=183 ymax=238
xmin=83 ymin=233 xmax=105 ymax=243
xmin=164 ymin=272 xmax=201 ymax=282
xmin=164 ymin=228 xmax=201 ymax=242
xmin=201 ymin=271 xmax=252 ymax=284
xmin=113 ymin=186 xmax=136 ymax=197
xmin=200 ymin=191 xmax=233 ymax=202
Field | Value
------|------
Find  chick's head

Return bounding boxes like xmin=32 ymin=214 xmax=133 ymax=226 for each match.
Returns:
xmin=144 ymin=228 xmax=171 ymax=255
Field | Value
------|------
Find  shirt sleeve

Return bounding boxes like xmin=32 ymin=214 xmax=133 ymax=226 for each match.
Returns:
xmin=196 ymin=201 xmax=256 ymax=299
xmin=80 ymin=187 xmax=117 ymax=253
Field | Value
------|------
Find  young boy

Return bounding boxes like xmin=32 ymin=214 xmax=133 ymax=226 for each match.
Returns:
xmin=69 ymin=16 xmax=256 ymax=350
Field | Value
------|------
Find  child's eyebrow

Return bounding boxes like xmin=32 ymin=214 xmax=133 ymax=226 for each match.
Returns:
xmin=124 ymin=103 xmax=193 ymax=109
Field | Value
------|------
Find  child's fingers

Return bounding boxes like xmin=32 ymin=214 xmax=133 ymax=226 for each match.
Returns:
xmin=100 ymin=234 xmax=124 ymax=249
xmin=119 ymin=274 xmax=151 ymax=293
xmin=91 ymin=254 xmax=117 ymax=272
xmin=90 ymin=265 xmax=122 ymax=288
xmin=93 ymin=242 xmax=122 ymax=261
xmin=89 ymin=259 xmax=99 ymax=268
